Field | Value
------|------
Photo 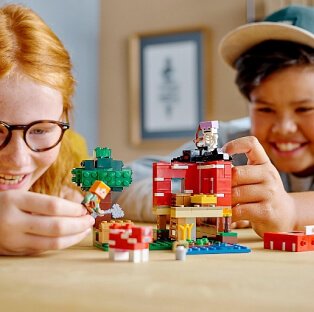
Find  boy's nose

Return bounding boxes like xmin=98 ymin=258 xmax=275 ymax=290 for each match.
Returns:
xmin=271 ymin=116 xmax=298 ymax=134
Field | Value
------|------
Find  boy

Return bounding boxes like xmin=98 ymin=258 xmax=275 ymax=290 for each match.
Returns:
xmin=119 ymin=5 xmax=314 ymax=237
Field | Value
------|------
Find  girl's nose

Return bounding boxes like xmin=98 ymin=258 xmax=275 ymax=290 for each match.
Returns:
xmin=0 ymin=132 xmax=31 ymax=166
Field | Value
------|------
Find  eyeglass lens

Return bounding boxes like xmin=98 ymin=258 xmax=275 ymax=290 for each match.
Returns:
xmin=0 ymin=122 xmax=64 ymax=150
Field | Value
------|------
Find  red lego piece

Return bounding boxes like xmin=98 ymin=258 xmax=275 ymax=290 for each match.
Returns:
xmin=153 ymin=160 xmax=232 ymax=207
xmin=108 ymin=224 xmax=153 ymax=262
xmin=264 ymin=231 xmax=314 ymax=252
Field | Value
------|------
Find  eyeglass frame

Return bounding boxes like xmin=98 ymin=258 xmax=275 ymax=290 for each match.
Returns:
xmin=0 ymin=120 xmax=70 ymax=152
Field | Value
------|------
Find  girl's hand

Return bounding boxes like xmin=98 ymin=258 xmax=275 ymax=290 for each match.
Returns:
xmin=0 ymin=190 xmax=94 ymax=256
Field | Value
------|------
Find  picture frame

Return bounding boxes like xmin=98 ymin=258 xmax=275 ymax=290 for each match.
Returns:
xmin=129 ymin=26 xmax=211 ymax=146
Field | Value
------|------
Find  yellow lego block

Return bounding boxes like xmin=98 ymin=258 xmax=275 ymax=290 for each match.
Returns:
xmin=223 ymin=207 xmax=232 ymax=217
xmin=170 ymin=206 xmax=223 ymax=218
xmin=191 ymin=194 xmax=217 ymax=205
xmin=177 ymin=223 xmax=194 ymax=240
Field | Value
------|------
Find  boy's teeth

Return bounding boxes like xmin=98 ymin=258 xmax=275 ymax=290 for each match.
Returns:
xmin=275 ymin=143 xmax=301 ymax=152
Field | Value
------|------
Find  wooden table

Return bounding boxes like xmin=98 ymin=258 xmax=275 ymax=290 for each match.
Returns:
xmin=1 ymin=228 xmax=313 ymax=312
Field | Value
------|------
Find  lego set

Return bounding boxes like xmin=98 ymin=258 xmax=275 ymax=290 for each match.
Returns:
xmin=152 ymin=120 xmax=250 ymax=255
xmin=72 ymin=122 xmax=314 ymax=258
xmin=72 ymin=122 xmax=252 ymax=260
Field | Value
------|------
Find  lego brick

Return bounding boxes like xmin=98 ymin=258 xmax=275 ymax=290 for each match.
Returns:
xmin=72 ymin=147 xmax=132 ymax=190
xmin=153 ymin=229 xmax=169 ymax=240
xmin=171 ymin=193 xmax=192 ymax=207
xmin=191 ymin=194 xmax=217 ymax=205
xmin=218 ymin=232 xmax=237 ymax=237
xmin=216 ymin=232 xmax=238 ymax=244
xmin=187 ymin=243 xmax=251 ymax=255
xmin=149 ymin=240 xmax=173 ymax=250
xmin=264 ymin=231 xmax=314 ymax=252
xmin=153 ymin=206 xmax=171 ymax=215
xmin=170 ymin=206 xmax=223 ymax=218
xmin=94 ymin=146 xmax=111 ymax=158
xmin=175 ymin=246 xmax=187 ymax=261
xmin=108 ymin=224 xmax=153 ymax=262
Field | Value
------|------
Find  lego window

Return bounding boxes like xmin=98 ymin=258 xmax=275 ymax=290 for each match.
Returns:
xmin=171 ymin=178 xmax=184 ymax=194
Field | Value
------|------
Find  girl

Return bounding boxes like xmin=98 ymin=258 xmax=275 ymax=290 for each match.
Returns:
xmin=0 ymin=4 xmax=94 ymax=255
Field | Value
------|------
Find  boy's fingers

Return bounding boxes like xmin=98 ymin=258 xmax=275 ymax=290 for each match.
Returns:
xmin=232 ymin=184 xmax=274 ymax=205
xmin=232 ymin=165 xmax=266 ymax=186
xmin=24 ymin=214 xmax=94 ymax=237
xmin=232 ymin=202 xmax=271 ymax=223
xmin=223 ymin=136 xmax=270 ymax=165
xmin=24 ymin=228 xmax=92 ymax=251
xmin=230 ymin=220 xmax=250 ymax=229
xmin=232 ymin=204 xmax=253 ymax=222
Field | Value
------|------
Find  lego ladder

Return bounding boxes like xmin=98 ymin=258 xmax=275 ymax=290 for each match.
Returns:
xmin=169 ymin=218 xmax=178 ymax=240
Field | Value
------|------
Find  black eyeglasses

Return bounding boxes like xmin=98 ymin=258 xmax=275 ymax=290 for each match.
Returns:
xmin=0 ymin=120 xmax=70 ymax=152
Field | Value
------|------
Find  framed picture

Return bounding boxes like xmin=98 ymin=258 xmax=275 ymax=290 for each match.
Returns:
xmin=129 ymin=27 xmax=210 ymax=146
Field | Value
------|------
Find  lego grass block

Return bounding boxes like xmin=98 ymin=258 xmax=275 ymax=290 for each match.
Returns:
xmin=149 ymin=240 xmax=173 ymax=250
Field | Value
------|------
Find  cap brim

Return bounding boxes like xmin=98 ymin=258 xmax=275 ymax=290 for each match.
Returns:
xmin=219 ymin=22 xmax=314 ymax=68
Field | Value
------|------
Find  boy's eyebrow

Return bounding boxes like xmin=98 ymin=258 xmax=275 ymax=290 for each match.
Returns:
xmin=250 ymin=98 xmax=274 ymax=105
xmin=251 ymin=98 xmax=314 ymax=105
xmin=290 ymin=99 xmax=314 ymax=105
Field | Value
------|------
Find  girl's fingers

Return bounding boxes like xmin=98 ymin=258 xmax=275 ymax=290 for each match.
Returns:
xmin=23 ymin=228 xmax=92 ymax=251
xmin=12 ymin=191 xmax=87 ymax=216
xmin=23 ymin=214 xmax=94 ymax=237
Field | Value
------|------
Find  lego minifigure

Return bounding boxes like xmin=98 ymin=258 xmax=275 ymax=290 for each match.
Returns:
xmin=194 ymin=120 xmax=219 ymax=152
xmin=82 ymin=180 xmax=111 ymax=218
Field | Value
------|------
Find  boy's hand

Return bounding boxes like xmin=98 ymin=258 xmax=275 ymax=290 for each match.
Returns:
xmin=0 ymin=190 xmax=95 ymax=256
xmin=223 ymin=136 xmax=296 ymax=237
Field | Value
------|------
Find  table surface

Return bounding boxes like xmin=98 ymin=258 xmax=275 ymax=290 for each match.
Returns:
xmin=1 ymin=227 xmax=313 ymax=312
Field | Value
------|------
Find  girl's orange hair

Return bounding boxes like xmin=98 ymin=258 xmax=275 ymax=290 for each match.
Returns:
xmin=0 ymin=4 xmax=86 ymax=195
